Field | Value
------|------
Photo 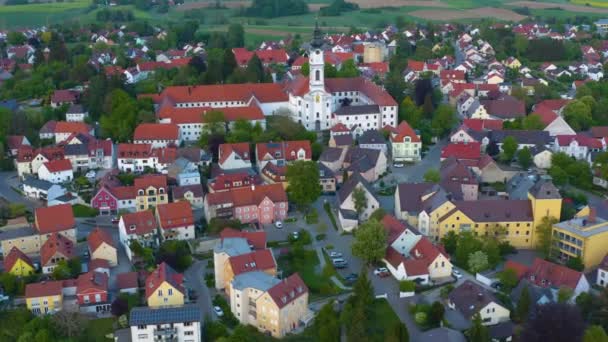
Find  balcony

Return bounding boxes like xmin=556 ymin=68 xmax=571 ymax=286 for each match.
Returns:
xmin=248 ymin=310 xmax=257 ymax=318
xmin=154 ymin=328 xmax=177 ymax=337
xmin=248 ymin=300 xmax=257 ymax=308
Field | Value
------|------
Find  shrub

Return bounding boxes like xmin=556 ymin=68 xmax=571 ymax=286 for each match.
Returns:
xmin=414 ymin=312 xmax=427 ymax=325
xmin=204 ymin=273 xmax=214 ymax=287
xmin=316 ymin=233 xmax=327 ymax=241
xmin=325 ymin=244 xmax=334 ymax=250
xmin=324 ymin=202 xmax=338 ymax=231
xmin=399 ymin=280 xmax=416 ymax=292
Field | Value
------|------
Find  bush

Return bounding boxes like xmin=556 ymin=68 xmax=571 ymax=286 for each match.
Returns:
xmin=212 ymin=295 xmax=238 ymax=327
xmin=305 ymin=208 xmax=319 ymax=224
xmin=324 ymin=202 xmax=339 ymax=231
xmin=414 ymin=312 xmax=427 ymax=325
xmin=399 ymin=280 xmax=416 ymax=292
xmin=204 ymin=273 xmax=214 ymax=287
xmin=72 ymin=204 xmax=98 ymax=218
xmin=289 ymin=229 xmax=312 ymax=246
xmin=207 ymin=218 xmax=241 ymax=234
xmin=440 ymin=284 xmax=455 ymax=299
xmin=325 ymin=244 xmax=334 ymax=250
xmin=316 ymin=234 xmax=327 ymax=241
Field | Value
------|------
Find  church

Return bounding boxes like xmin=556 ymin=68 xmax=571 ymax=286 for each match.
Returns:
xmin=145 ymin=25 xmax=398 ymax=134
xmin=283 ymin=23 xmax=398 ymax=132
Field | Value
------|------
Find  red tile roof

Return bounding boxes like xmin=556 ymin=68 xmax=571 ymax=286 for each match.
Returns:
xmin=463 ymin=119 xmax=503 ymax=131
xmin=87 ymin=227 xmax=115 ymax=252
xmin=7 ymin=135 xmax=27 ymax=151
xmin=504 ymin=260 xmax=528 ymax=280
xmin=145 ymin=83 xmax=288 ymax=105
xmin=218 ymin=142 xmax=251 ymax=165
xmin=51 ymin=89 xmax=78 ymax=104
xmin=35 ymin=204 xmax=75 ymax=234
xmin=117 ymin=271 xmax=139 ymax=290
xmin=134 ymin=174 xmax=167 ymax=191
xmin=531 ymin=108 xmax=558 ymax=126
xmin=120 ymin=210 xmax=158 ymax=236
xmin=408 ymin=60 xmax=426 ymax=72
xmin=158 ymin=104 xmax=265 ymax=124
xmin=145 ymin=262 xmax=184 ymax=299
xmin=527 ymin=258 xmax=584 ymax=290
xmin=256 ymin=140 xmax=312 ymax=163
xmin=381 ymin=215 xmax=406 ymax=244
xmin=556 ymin=134 xmax=603 ymax=149
xmin=42 ymin=158 xmax=72 ymax=172
xmin=232 ymin=48 xmax=288 ymax=66
xmin=76 ymin=271 xmax=108 ymax=295
xmin=133 ymin=123 xmax=179 ymax=141
xmin=17 ymin=145 xmax=65 ymax=163
xmin=156 ymin=201 xmax=194 ymax=229
xmin=205 ymin=183 xmax=287 ymax=207
xmin=107 ymin=185 xmax=136 ymax=200
xmin=117 ymin=143 xmax=153 ymax=159
xmin=25 ymin=280 xmax=64 ymax=298
xmin=591 ymin=126 xmax=608 ymax=139
xmin=390 ymin=121 xmax=420 ymax=143
xmin=229 ymin=249 xmax=276 ymax=276
xmin=40 ymin=233 xmax=75 ymax=266
xmin=267 ymin=273 xmax=308 ymax=308
xmin=285 ymin=76 xmax=397 ymax=106
xmin=441 ymin=142 xmax=481 ymax=160
xmin=54 ymin=121 xmax=91 ymax=134
xmin=208 ymin=172 xmax=263 ymax=192
xmin=440 ymin=70 xmax=465 ymax=81
xmin=3 ymin=246 xmax=33 ymax=272
xmin=330 ymin=122 xmax=350 ymax=133
xmin=220 ymin=227 xmax=267 ymax=249
xmin=89 ymin=258 xmax=110 ymax=271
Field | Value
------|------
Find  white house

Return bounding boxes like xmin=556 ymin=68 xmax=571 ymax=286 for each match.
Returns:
xmin=118 ymin=211 xmax=159 ymax=261
xmin=22 ymin=176 xmax=67 ymax=201
xmin=337 ymin=175 xmax=380 ymax=232
xmin=554 ymin=135 xmax=605 ymax=160
xmin=218 ymin=143 xmax=252 ymax=170
xmin=597 ymin=256 xmax=608 ymax=287
xmin=388 ymin=121 xmax=422 ymax=162
xmin=38 ymin=159 xmax=74 ymax=184
xmin=65 ymin=104 xmax=88 ymax=122
xmin=130 ymin=306 xmax=202 ymax=342
xmin=133 ymin=123 xmax=181 ymax=148
xmin=448 ymin=280 xmax=510 ymax=326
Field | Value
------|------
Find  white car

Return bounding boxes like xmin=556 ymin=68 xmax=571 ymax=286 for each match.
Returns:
xmin=329 ymin=251 xmax=343 ymax=258
xmin=374 ymin=267 xmax=389 ymax=276
xmin=452 ymin=269 xmax=463 ymax=279
xmin=275 ymin=221 xmax=283 ymax=229
xmin=85 ymin=171 xmax=96 ymax=179
xmin=213 ymin=306 xmax=224 ymax=317
xmin=393 ymin=163 xmax=404 ymax=168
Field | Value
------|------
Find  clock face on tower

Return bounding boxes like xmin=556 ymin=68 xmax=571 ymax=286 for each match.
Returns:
xmin=315 ymin=95 xmax=320 ymax=103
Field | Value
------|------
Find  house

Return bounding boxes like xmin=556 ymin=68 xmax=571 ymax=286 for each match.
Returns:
xmin=40 ymin=233 xmax=75 ymax=274
xmin=61 ymin=133 xmax=113 ymax=171
xmin=343 ymin=146 xmax=388 ymax=182
xmin=25 ymin=280 xmax=64 ymax=315
xmin=88 ymin=258 xmax=110 ymax=276
xmin=218 ymin=143 xmax=252 ymax=171
xmin=118 ymin=211 xmax=159 ymax=261
xmin=214 ymin=235 xmax=257 ymax=290
xmin=381 ymin=215 xmax=452 ymax=284
xmin=507 ymin=258 xmax=590 ymax=299
xmin=34 ymin=204 xmax=76 ymax=243
xmin=51 ymin=89 xmax=78 ymax=108
xmin=7 ymin=135 xmax=30 ymax=156
xmin=172 ymin=184 xmax=204 ymax=208
xmin=88 ymin=227 xmax=117 ymax=267
xmin=318 ymin=162 xmax=337 ymax=193
xmin=166 ymin=157 xmax=200 ymax=186
xmin=256 ymin=141 xmax=312 ymax=184
xmin=222 ymin=249 xmax=277 ymax=291
xmin=91 ymin=184 xmax=136 ymax=215
xmin=552 ymin=206 xmax=608 ymax=269
xmin=130 ymin=305 xmax=202 ymax=342
xmin=532 ymin=146 xmax=553 ymax=169
xmin=337 ymin=174 xmax=380 ymax=232
xmin=480 ymin=95 xmax=526 ymax=120
xmin=596 ymin=255 xmax=608 ymax=287
xmin=448 ymin=280 xmax=510 ymax=327
xmin=439 ymin=157 xmax=479 ymax=201
xmin=76 ymin=271 xmax=110 ymax=314
xmin=204 ymin=184 xmax=288 ymax=224
xmin=133 ymin=123 xmax=180 ymax=148
xmin=117 ymin=272 xmax=139 ymax=294
xmin=207 ymin=172 xmax=263 ymax=193
xmin=38 ymin=159 xmax=73 ymax=184
xmin=357 ymin=130 xmax=388 ymax=155
xmin=229 ymin=272 xmax=310 ymax=338
xmin=22 ymin=176 xmax=66 ymax=202
xmin=53 ymin=121 xmax=94 ymax=144
xmin=156 ymin=201 xmax=195 ymax=241
xmin=319 ymin=147 xmax=347 ymax=175
xmin=532 ymin=99 xmax=575 ymax=136
xmin=504 ymin=57 xmax=521 ymax=69
xmin=441 ymin=143 xmax=481 ymax=161
xmin=483 ymin=130 xmax=552 ymax=151
xmin=134 ymin=175 xmax=169 ymax=211
xmin=3 ymin=246 xmax=35 ymax=276
xmin=145 ymin=262 xmax=185 ymax=307
xmin=65 ymin=104 xmax=88 ymax=122
xmin=554 ymin=134 xmax=604 ymax=160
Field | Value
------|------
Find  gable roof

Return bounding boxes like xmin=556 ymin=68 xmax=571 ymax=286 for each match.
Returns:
xmin=256 ymin=140 xmax=312 ymax=162
xmin=449 ymin=280 xmax=502 ymax=319
xmin=480 ymin=95 xmax=526 ymax=119
xmin=88 ymin=227 xmax=115 ymax=252
xmin=35 ymin=204 xmax=75 ymax=234
xmin=205 ymin=183 xmax=287 ymax=207
xmin=25 ymin=280 xmax=64 ymax=298
xmin=218 ymin=142 xmax=250 ymax=165
xmin=228 ymin=249 xmax=276 ymax=276
xmin=145 ymin=262 xmax=184 ymax=299
xmin=117 ymin=271 xmax=139 ymax=290
xmin=463 ymin=119 xmax=503 ymax=132
xmin=527 ymin=258 xmax=584 ymax=290
xmin=337 ymin=173 xmax=377 ymax=206
xmin=134 ymin=174 xmax=167 ymax=191
xmin=40 ymin=233 xmax=75 ymax=266
xmin=444 ymin=199 xmax=533 ymax=222
xmin=145 ymin=83 xmax=288 ymax=105
xmin=133 ymin=123 xmax=179 ymax=141
xmin=156 ymin=201 xmax=194 ymax=229
xmin=266 ymin=273 xmax=308 ymax=308
xmin=220 ymin=227 xmax=267 ymax=249
xmin=120 ymin=210 xmax=158 ymax=236
xmin=441 ymin=142 xmax=481 ymax=160
xmin=381 ymin=214 xmax=407 ymax=244
xmin=54 ymin=121 xmax=91 ymax=135
xmin=42 ymin=159 xmax=72 ymax=173
xmin=76 ymin=271 xmax=109 ymax=295
xmin=396 ymin=182 xmax=437 ymax=213
xmin=3 ymin=246 xmax=33 ymax=271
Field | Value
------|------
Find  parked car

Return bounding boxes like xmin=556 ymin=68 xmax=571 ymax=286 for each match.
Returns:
xmin=275 ymin=221 xmax=283 ymax=229
xmin=290 ymin=231 xmax=299 ymax=240
xmin=329 ymin=251 xmax=343 ymax=258
xmin=111 ymin=216 xmax=119 ymax=224
xmin=213 ymin=306 xmax=224 ymax=317
xmin=393 ymin=163 xmax=404 ymax=168
xmin=332 ymin=258 xmax=348 ymax=268
xmin=344 ymin=273 xmax=358 ymax=283
xmin=491 ymin=281 xmax=502 ymax=290
xmin=452 ymin=269 xmax=463 ymax=279
xmin=374 ymin=267 xmax=390 ymax=277
xmin=85 ymin=171 xmax=96 ymax=179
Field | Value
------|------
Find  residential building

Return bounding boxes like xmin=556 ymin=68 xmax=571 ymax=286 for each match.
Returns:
xmin=25 ymin=280 xmax=64 ymax=315
xmin=381 ymin=215 xmax=452 ymax=284
xmin=133 ymin=123 xmax=181 ymax=148
xmin=7 ymin=135 xmax=30 ymax=156
xmin=65 ymin=104 xmax=88 ymax=122
xmin=387 ymin=121 xmax=421 ymax=162
xmin=167 ymin=157 xmax=200 ymax=186
xmin=117 ymin=272 xmax=139 ymax=294
xmin=172 ymin=184 xmax=204 ymax=208
xmin=318 ymin=162 xmax=336 ymax=193
xmin=118 ymin=211 xmax=159 ymax=261
xmin=34 ymin=204 xmax=77 ymax=244
xmin=218 ymin=143 xmax=252 ymax=170
xmin=116 ymin=143 xmax=163 ymax=173
xmin=207 ymin=172 xmax=263 ymax=193
xmin=552 ymin=206 xmax=608 ymax=268
xmin=440 ymin=143 xmax=481 ymax=161
xmin=553 ymin=134 xmax=605 ymax=160
xmin=3 ymin=246 xmax=35 ymax=276
xmin=51 ymin=89 xmax=78 ymax=108
xmin=91 ymin=184 xmax=136 ymax=215
xmin=60 ymin=133 xmax=113 ymax=171
xmin=255 ymin=140 xmax=312 ymax=171
xmin=16 ymin=145 xmax=64 ymax=178
xmin=357 ymin=130 xmax=387 ymax=154
xmin=229 ymin=272 xmax=310 ymax=338
xmin=53 ymin=121 xmax=94 ymax=144
xmin=337 ymin=174 xmax=380 ymax=231
xmin=343 ymin=146 xmax=387 ymax=183
xmin=22 ymin=176 xmax=66 ymax=202
xmin=156 ymin=201 xmax=195 ymax=241
xmin=37 ymin=159 xmax=73 ymax=184
xmin=88 ymin=227 xmax=117 ymax=267
xmin=204 ymin=184 xmax=288 ymax=224
xmin=596 ymin=255 xmax=608 ymax=287
xmin=76 ymin=271 xmax=111 ymax=314
xmin=145 ymin=262 xmax=185 ymax=307
xmin=40 ymin=233 xmax=75 ymax=274
xmin=130 ymin=305 xmax=202 ymax=342
xmin=448 ymin=280 xmax=510 ymax=326
xmin=134 ymin=175 xmax=168 ymax=211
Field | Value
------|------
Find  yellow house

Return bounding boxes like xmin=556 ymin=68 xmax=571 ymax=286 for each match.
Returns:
xmin=434 ymin=180 xmax=561 ymax=248
xmin=88 ymin=227 xmax=118 ymax=266
xmin=3 ymin=246 xmax=35 ymax=276
xmin=552 ymin=206 xmax=608 ymax=269
xmin=504 ymin=57 xmax=522 ymax=70
xmin=145 ymin=262 xmax=185 ymax=307
xmin=25 ymin=280 xmax=64 ymax=315
xmin=223 ymin=249 xmax=277 ymax=292
xmin=134 ymin=175 xmax=169 ymax=211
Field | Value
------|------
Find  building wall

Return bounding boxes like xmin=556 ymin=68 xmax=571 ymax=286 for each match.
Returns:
xmin=428 ymin=254 xmax=453 ymax=280
xmin=256 ymin=292 xmax=309 ymax=338
xmin=130 ymin=321 xmax=201 ymax=342
xmin=27 ymin=294 xmax=63 ymax=315
xmin=136 ymin=186 xmax=168 ymax=211
xmin=77 ymin=290 xmax=108 ymax=305
xmin=597 ymin=268 xmax=608 ymax=287
xmin=534 ymin=151 xmax=552 ymax=169
xmin=528 ymin=194 xmax=562 ymax=246
xmin=392 ymin=138 xmax=422 ymax=162
xmin=147 ymin=282 xmax=184 ymax=307
xmin=553 ymin=224 xmax=608 ymax=269
xmin=91 ymin=242 xmax=118 ymax=266
xmin=340 ymin=185 xmax=380 ymax=223
xmin=9 ymin=258 xmax=35 ymax=276
xmin=219 ymin=151 xmax=252 ymax=170
xmin=478 ymin=302 xmax=510 ymax=326
xmin=1 ymin=234 xmax=41 ymax=256
xmin=134 ymin=138 xmax=180 ymax=149
xmin=160 ymin=225 xmax=195 ymax=241
xmin=38 ymin=167 xmax=73 ymax=184
xmin=213 ymin=251 xmax=229 ymax=290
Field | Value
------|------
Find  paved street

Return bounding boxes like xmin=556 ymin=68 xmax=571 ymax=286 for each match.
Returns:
xmin=0 ymin=171 xmax=43 ymax=210
xmin=184 ymin=260 xmax=215 ymax=321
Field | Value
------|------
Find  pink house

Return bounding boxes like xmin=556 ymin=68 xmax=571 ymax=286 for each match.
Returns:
xmin=204 ymin=184 xmax=288 ymax=224
xmin=91 ymin=185 xmax=136 ymax=214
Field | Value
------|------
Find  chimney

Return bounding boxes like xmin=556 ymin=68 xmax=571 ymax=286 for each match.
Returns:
xmin=251 ymin=184 xmax=255 ymax=191
xmin=589 ymin=207 xmax=597 ymax=223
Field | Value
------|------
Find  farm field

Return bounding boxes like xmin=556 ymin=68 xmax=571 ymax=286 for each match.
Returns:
xmin=508 ymin=1 xmax=608 ymax=13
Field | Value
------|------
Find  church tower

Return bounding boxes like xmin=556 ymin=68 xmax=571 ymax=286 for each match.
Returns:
xmin=309 ymin=21 xmax=325 ymax=92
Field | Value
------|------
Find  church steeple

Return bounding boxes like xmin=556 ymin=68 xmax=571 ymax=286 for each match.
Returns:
xmin=309 ymin=21 xmax=325 ymax=90
xmin=311 ymin=20 xmax=323 ymax=49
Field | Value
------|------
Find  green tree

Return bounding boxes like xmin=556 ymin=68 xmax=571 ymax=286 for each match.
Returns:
xmin=222 ymin=48 xmax=238 ymax=80
xmin=300 ymin=61 xmax=310 ymax=76
xmin=468 ymin=251 xmax=489 ymax=273
xmin=227 ymin=23 xmax=245 ymax=48
xmin=398 ymin=97 xmax=422 ymax=128
xmin=566 ymin=256 xmax=585 ymax=271
xmin=536 ymin=216 xmax=558 ymax=259
xmin=523 ymin=114 xmax=545 ymax=130
xmin=498 ymin=268 xmax=519 ymax=292
xmin=516 ymin=285 xmax=531 ymax=322
xmin=467 ymin=314 xmax=490 ymax=342
xmin=501 ymin=136 xmax=518 ymax=163
xmin=423 ymin=169 xmax=440 ymax=183
xmin=337 ymin=59 xmax=360 ymax=77
xmin=584 ymin=325 xmax=608 ymax=342
xmin=428 ymin=301 xmax=445 ymax=327
xmin=352 ymin=187 xmax=368 ymax=221
xmin=558 ymin=287 xmax=574 ymax=303
xmin=156 ymin=240 xmax=193 ymax=272
xmin=385 ymin=321 xmax=409 ymax=342
xmin=564 ymin=100 xmax=593 ymax=131
xmin=431 ymin=104 xmax=456 ymax=137
xmin=517 ymin=146 xmax=533 ymax=169
xmin=314 ymin=302 xmax=340 ymax=342
xmin=286 ymin=161 xmax=322 ymax=209
xmin=514 ymin=34 xmax=529 ymax=57
xmin=441 ymin=231 xmax=458 ymax=255
xmin=351 ymin=220 xmax=387 ymax=265
xmin=324 ymin=63 xmax=337 ymax=78
xmin=99 ymin=89 xmax=139 ymax=142
xmin=454 ymin=232 xmax=483 ymax=268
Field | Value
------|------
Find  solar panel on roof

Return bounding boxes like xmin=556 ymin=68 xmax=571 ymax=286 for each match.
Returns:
xmin=130 ymin=305 xmax=201 ymax=326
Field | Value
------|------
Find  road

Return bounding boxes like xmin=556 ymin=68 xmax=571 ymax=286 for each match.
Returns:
xmin=184 ymin=259 xmax=215 ymax=321
xmin=0 ymin=171 xmax=43 ymax=210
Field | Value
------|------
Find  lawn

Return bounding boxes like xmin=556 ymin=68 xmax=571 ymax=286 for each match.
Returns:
xmin=72 ymin=204 xmax=98 ymax=218
xmin=81 ymin=317 xmax=116 ymax=342
xmin=277 ymin=247 xmax=340 ymax=296
xmin=570 ymin=0 xmax=608 ymax=8
xmin=367 ymin=299 xmax=402 ymax=340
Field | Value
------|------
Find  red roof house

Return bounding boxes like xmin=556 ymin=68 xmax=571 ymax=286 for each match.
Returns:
xmin=34 ymin=204 xmax=75 ymax=235
xmin=441 ymin=142 xmax=482 ymax=161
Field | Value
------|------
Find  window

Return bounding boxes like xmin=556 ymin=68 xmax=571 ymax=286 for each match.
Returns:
xmin=315 ymin=70 xmax=320 ymax=81
xmin=185 ymin=331 xmax=194 ymax=336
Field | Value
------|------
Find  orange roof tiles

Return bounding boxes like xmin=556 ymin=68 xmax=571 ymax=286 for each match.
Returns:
xmin=146 ymin=83 xmax=288 ymax=105
xmin=88 ymin=227 xmax=115 ymax=252
xmin=35 ymin=204 xmax=75 ymax=234
xmin=527 ymin=258 xmax=584 ymax=290
xmin=158 ymin=104 xmax=265 ymax=124
xmin=40 ymin=233 xmax=75 ymax=266
xmin=145 ymin=262 xmax=184 ymax=299
xmin=390 ymin=121 xmax=420 ymax=143
xmin=256 ymin=140 xmax=312 ymax=162
xmin=218 ymin=142 xmax=251 ymax=165
xmin=220 ymin=227 xmax=267 ymax=249
xmin=120 ymin=210 xmax=158 ymax=236
xmin=267 ymin=273 xmax=308 ymax=308
xmin=228 ymin=249 xmax=276 ymax=276
xmin=54 ymin=121 xmax=91 ymax=134
xmin=133 ymin=123 xmax=179 ymax=141
xmin=205 ymin=183 xmax=287 ymax=207
xmin=42 ymin=159 xmax=72 ymax=172
xmin=117 ymin=143 xmax=153 ymax=158
xmin=25 ymin=280 xmax=64 ymax=298
xmin=134 ymin=174 xmax=167 ymax=191
xmin=156 ymin=201 xmax=194 ymax=229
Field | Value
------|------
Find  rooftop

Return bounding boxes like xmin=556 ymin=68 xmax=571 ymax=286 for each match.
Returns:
xmin=554 ymin=215 xmax=608 ymax=238
xmin=130 ymin=305 xmax=201 ymax=326
xmin=231 ymin=270 xmax=281 ymax=292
